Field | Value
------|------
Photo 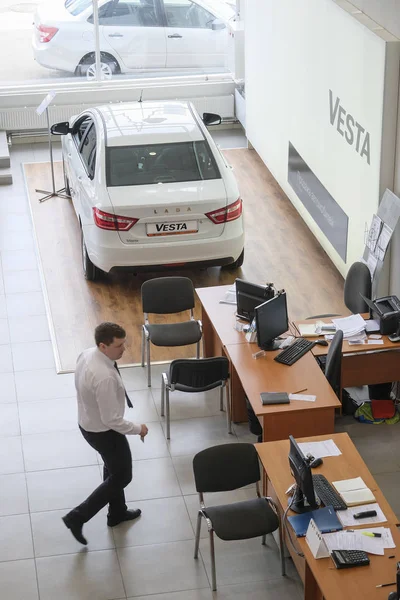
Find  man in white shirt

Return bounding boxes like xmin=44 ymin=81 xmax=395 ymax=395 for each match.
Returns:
xmin=62 ymin=322 xmax=148 ymax=545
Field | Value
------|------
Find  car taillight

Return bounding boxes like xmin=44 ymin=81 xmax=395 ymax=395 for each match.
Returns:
xmin=37 ymin=24 xmax=59 ymax=43
xmin=92 ymin=208 xmax=138 ymax=231
xmin=205 ymin=198 xmax=243 ymax=224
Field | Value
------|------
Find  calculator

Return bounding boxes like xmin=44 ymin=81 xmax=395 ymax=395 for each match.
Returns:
xmin=330 ymin=550 xmax=370 ymax=569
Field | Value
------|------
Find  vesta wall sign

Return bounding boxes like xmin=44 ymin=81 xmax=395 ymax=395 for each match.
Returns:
xmin=329 ymin=90 xmax=371 ymax=165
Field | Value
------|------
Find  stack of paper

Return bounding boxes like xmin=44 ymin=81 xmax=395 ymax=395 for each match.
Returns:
xmin=332 ymin=477 xmax=375 ymax=506
xmin=331 ymin=314 xmax=366 ymax=340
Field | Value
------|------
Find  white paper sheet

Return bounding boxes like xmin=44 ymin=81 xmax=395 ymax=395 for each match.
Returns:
xmin=219 ymin=285 xmax=237 ymax=305
xmin=337 ymin=503 xmax=387 ymax=527
xmin=297 ymin=439 xmax=341 ymax=459
xmin=376 ymin=223 xmax=393 ymax=261
xmin=355 ymin=527 xmax=396 ymax=549
xmin=289 ymin=394 xmax=316 ymax=402
xmin=367 ymin=339 xmax=384 ymax=345
xmin=331 ymin=314 xmax=366 ymax=339
xmin=322 ymin=530 xmax=384 ymax=555
xmin=366 ymin=253 xmax=378 ymax=277
xmin=365 ymin=319 xmax=380 ymax=333
xmin=366 ymin=214 xmax=383 ymax=252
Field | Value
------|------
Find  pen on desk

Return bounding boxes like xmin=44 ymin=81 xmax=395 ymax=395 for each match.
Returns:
xmin=388 ymin=555 xmax=396 ymax=559
xmin=376 ymin=583 xmax=396 ymax=588
xmin=292 ymin=388 xmax=307 ymax=395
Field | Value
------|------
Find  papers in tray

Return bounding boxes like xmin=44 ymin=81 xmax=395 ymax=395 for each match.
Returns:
xmin=298 ymin=439 xmax=341 ymax=459
xmin=331 ymin=314 xmax=366 ymax=339
xmin=337 ymin=503 xmax=387 ymax=527
xmin=332 ymin=477 xmax=375 ymax=506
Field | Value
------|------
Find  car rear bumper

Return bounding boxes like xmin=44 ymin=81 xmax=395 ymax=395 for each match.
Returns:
xmin=83 ymin=220 xmax=244 ymax=272
xmin=32 ymin=36 xmax=79 ymax=73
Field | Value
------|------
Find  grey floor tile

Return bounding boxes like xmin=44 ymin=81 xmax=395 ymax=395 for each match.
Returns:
xmin=0 ymin=273 xmax=4 ymax=295
xmin=19 ymin=397 xmax=77 ymax=435
xmin=352 ymin=435 xmax=400 ymax=475
xmin=5 ymin=291 xmax=46 ymax=317
xmin=172 ymin=454 xmax=197 ymax=495
xmin=22 ymin=430 xmax=97 ymax=472
xmin=1 ymin=249 xmax=38 ymax=272
xmin=26 ymin=465 xmax=102 ymax=512
xmin=0 ymin=295 xmax=6 ymax=318
xmin=124 ymin=457 xmax=181 ymax=501
xmin=31 ymin=507 xmax=114 ymax=558
xmin=0 ymin=214 xmax=32 ymax=233
xmin=209 ymin=578 xmax=302 ymax=599
xmin=162 ymin=414 xmax=237 ymax=457
xmin=374 ymin=471 xmax=400 ymax=519
xmin=118 ymin=539 xmax=209 ymax=597
xmin=9 ymin=315 xmax=50 ymax=343
xmin=0 ymin=473 xmax=29 ymax=516
xmin=0 ymin=403 xmax=20 ymax=436
xmin=123 ymin=389 xmax=160 ymax=422
xmin=0 ymin=559 xmax=39 ymax=600
xmin=112 ymin=496 xmax=194 ymax=548
xmin=15 ymin=369 xmax=76 ymax=402
xmin=127 ymin=422 xmax=170 ymax=461
xmin=121 ymin=362 xmax=166 ymax=390
xmin=199 ymin=536 xmax=292 ymax=588
xmin=128 ymin=591 xmax=212 ymax=600
xmin=0 ymin=318 xmax=10 ymax=345
xmin=184 ymin=489 xmax=256 ymax=539
xmin=153 ymin=387 xmax=223 ymax=421
xmin=3 ymin=270 xmax=41 ymax=294
xmin=0 ymin=372 xmax=16 ymax=403
xmin=0 ymin=345 xmax=13 ymax=373
xmin=0 ymin=436 xmax=24 ymax=474
xmin=0 ymin=513 xmax=34 ymax=561
xmin=0 ymin=231 xmax=35 ymax=251
xmin=12 ymin=340 xmax=55 ymax=371
xmin=233 ymin=421 xmax=259 ymax=443
xmin=36 ymin=550 xmax=125 ymax=600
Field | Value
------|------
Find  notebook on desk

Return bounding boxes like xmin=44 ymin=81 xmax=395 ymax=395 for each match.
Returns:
xmin=260 ymin=392 xmax=290 ymax=405
xmin=288 ymin=506 xmax=342 ymax=537
xmin=332 ymin=477 xmax=376 ymax=506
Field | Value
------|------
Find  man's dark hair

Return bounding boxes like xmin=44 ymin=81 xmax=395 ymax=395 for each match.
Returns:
xmin=95 ymin=322 xmax=126 ymax=346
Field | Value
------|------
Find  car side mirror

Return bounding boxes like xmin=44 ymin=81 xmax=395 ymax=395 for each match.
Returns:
xmin=211 ymin=19 xmax=226 ymax=31
xmin=51 ymin=122 xmax=71 ymax=135
xmin=202 ymin=112 xmax=222 ymax=126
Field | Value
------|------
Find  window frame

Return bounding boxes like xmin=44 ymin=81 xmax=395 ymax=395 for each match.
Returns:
xmin=161 ymin=0 xmax=216 ymax=30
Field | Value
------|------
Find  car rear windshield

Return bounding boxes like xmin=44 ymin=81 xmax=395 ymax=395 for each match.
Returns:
xmin=106 ymin=141 xmax=221 ymax=187
xmin=65 ymin=0 xmax=92 ymax=16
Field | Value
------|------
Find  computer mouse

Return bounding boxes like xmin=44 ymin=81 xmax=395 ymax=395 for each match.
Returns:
xmin=309 ymin=457 xmax=323 ymax=468
xmin=314 ymin=340 xmax=329 ymax=346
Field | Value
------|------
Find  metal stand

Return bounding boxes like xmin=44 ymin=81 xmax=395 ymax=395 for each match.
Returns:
xmin=36 ymin=107 xmax=70 ymax=203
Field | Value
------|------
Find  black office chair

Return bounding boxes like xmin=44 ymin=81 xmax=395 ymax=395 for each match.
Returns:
xmin=161 ymin=357 xmax=231 ymax=439
xmin=324 ymin=330 xmax=343 ymax=398
xmin=193 ymin=443 xmax=285 ymax=591
xmin=141 ymin=277 xmax=202 ymax=387
xmin=308 ymin=261 xmax=372 ymax=319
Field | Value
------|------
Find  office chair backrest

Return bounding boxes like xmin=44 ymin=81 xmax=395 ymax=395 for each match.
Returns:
xmin=169 ymin=357 xmax=229 ymax=392
xmin=193 ymin=443 xmax=260 ymax=493
xmin=141 ymin=276 xmax=195 ymax=314
xmin=325 ymin=330 xmax=343 ymax=398
xmin=344 ymin=262 xmax=372 ymax=314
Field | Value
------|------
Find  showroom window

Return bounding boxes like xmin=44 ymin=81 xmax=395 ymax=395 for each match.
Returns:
xmin=2 ymin=0 xmax=235 ymax=87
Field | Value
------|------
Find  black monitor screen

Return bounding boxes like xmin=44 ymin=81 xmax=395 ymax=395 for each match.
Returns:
xmin=288 ymin=435 xmax=318 ymax=513
xmin=236 ymin=278 xmax=274 ymax=322
xmin=255 ymin=292 xmax=288 ymax=351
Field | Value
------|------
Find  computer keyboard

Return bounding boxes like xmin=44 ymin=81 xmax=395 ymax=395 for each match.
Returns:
xmin=312 ymin=474 xmax=348 ymax=511
xmin=274 ymin=338 xmax=314 ymax=366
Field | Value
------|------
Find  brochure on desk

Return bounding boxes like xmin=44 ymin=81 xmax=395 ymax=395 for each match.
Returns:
xmin=288 ymin=506 xmax=342 ymax=537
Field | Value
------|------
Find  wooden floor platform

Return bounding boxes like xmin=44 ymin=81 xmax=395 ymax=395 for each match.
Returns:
xmin=24 ymin=150 xmax=346 ymax=372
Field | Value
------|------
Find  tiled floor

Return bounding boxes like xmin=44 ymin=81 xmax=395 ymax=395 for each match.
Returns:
xmin=0 ymin=140 xmax=400 ymax=599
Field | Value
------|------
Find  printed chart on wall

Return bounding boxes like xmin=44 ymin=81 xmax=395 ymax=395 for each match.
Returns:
xmin=362 ymin=189 xmax=400 ymax=293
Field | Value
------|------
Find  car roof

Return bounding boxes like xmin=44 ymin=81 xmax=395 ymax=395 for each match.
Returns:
xmin=94 ymin=101 xmax=205 ymax=147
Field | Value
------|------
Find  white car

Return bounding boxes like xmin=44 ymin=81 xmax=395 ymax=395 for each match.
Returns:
xmin=51 ymin=101 xmax=244 ymax=280
xmin=33 ymin=0 xmax=233 ymax=78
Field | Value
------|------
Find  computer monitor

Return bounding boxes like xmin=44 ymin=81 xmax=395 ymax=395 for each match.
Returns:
xmin=288 ymin=435 xmax=318 ymax=514
xmin=235 ymin=278 xmax=274 ymax=322
xmin=255 ymin=291 xmax=288 ymax=351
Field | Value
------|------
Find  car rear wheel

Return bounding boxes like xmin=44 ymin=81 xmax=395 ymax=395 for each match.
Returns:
xmin=81 ymin=227 xmax=99 ymax=281
xmin=77 ymin=53 xmax=120 ymax=80
xmin=225 ymin=248 xmax=244 ymax=269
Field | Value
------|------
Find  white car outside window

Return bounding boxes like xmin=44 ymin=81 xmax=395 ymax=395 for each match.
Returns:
xmin=51 ymin=101 xmax=244 ymax=281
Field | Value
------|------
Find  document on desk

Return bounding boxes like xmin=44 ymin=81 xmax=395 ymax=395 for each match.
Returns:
xmin=357 ymin=527 xmax=396 ymax=549
xmin=219 ymin=285 xmax=236 ymax=305
xmin=297 ymin=439 xmax=341 ymax=459
xmin=322 ymin=530 xmax=385 ymax=555
xmin=289 ymin=394 xmax=316 ymax=402
xmin=337 ymin=503 xmax=387 ymax=527
xmin=332 ymin=314 xmax=366 ymax=339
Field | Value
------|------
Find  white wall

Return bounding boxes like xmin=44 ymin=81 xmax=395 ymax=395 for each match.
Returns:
xmin=245 ymin=0 xmax=400 ymax=276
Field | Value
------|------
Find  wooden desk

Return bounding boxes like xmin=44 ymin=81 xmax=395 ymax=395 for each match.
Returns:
xmin=197 ymin=285 xmax=341 ymax=437
xmin=257 ymin=433 xmax=400 ymax=600
xmin=295 ymin=316 xmax=400 ymax=387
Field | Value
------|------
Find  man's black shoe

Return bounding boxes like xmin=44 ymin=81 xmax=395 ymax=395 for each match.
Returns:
xmin=107 ymin=509 xmax=142 ymax=527
xmin=62 ymin=515 xmax=88 ymax=545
